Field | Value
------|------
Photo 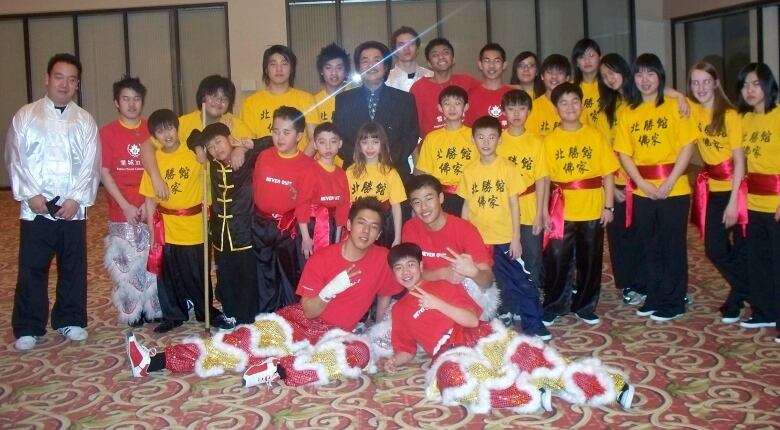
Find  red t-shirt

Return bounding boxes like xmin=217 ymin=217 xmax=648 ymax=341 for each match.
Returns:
xmin=464 ymin=84 xmax=512 ymax=128
xmin=253 ymin=149 xmax=315 ymax=223
xmin=301 ymin=162 xmax=351 ymax=226
xmin=99 ymin=119 xmax=150 ymax=222
xmin=295 ymin=243 xmax=402 ymax=331
xmin=391 ymin=280 xmax=482 ymax=356
xmin=410 ymin=74 xmax=480 ymax=138
xmin=402 ymin=214 xmax=493 ymax=271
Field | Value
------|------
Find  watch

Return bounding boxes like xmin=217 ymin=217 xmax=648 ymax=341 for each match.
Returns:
xmin=604 ymin=207 xmax=615 ymax=213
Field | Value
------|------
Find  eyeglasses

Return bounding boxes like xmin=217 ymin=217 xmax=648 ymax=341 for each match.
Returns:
xmin=517 ymin=63 xmax=536 ymax=70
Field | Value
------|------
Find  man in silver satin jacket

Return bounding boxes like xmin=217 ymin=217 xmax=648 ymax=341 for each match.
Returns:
xmin=4 ymin=53 xmax=101 ymax=351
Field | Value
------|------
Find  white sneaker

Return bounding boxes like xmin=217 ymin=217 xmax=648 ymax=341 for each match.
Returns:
xmin=243 ymin=358 xmax=280 ymax=387
xmin=57 ymin=326 xmax=88 ymax=341
xmin=14 ymin=336 xmax=38 ymax=351
xmin=618 ymin=383 xmax=635 ymax=410
xmin=540 ymin=388 xmax=553 ymax=412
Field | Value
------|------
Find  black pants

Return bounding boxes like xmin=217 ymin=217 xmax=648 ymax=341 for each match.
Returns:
xmin=606 ymin=190 xmax=644 ymax=292
xmin=745 ymin=210 xmax=780 ymax=325
xmin=252 ymin=215 xmax=300 ymax=313
xmin=520 ymin=224 xmax=544 ymax=290
xmin=543 ymin=219 xmax=604 ymax=316
xmin=12 ymin=217 xmax=87 ymax=338
xmin=442 ymin=192 xmax=464 ymax=217
xmin=633 ymin=195 xmax=690 ymax=314
xmin=705 ymin=192 xmax=749 ymax=315
xmin=215 ymin=248 xmax=259 ymax=324
xmin=377 ymin=205 xmax=396 ymax=249
xmin=158 ymin=243 xmax=219 ymax=322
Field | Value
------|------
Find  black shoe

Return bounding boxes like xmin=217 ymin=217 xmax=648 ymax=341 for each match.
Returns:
xmin=212 ymin=314 xmax=237 ymax=331
xmin=541 ymin=313 xmax=557 ymax=327
xmin=530 ymin=325 xmax=552 ymax=341
xmin=739 ymin=318 xmax=776 ymax=329
xmin=154 ymin=320 xmax=183 ymax=333
xmin=650 ymin=310 xmax=684 ymax=321
xmin=636 ymin=304 xmax=656 ymax=317
xmin=617 ymin=383 xmax=635 ymax=410
xmin=128 ymin=318 xmax=145 ymax=328
xmin=575 ymin=312 xmax=601 ymax=325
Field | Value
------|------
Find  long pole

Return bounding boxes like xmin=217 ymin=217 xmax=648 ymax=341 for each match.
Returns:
xmin=202 ymin=103 xmax=210 ymax=334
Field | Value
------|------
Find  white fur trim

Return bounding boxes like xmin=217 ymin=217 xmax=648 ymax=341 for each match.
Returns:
xmin=183 ymin=336 xmax=228 ymax=378
xmin=210 ymin=331 xmax=250 ymax=372
xmin=463 ymin=278 xmax=501 ymax=321
xmin=509 ymin=378 xmax=543 ymax=414
xmin=250 ymin=313 xmax=308 ymax=357
xmin=560 ymin=358 xmax=618 ymax=406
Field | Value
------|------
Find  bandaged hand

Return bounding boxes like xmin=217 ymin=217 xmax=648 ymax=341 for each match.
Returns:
xmin=319 ymin=265 xmax=361 ymax=302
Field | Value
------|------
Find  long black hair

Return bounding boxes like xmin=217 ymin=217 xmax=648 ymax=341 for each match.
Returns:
xmin=598 ymin=53 xmax=631 ymax=127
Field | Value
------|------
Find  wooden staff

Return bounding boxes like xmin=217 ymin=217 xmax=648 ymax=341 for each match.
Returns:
xmin=201 ymin=103 xmax=211 ymax=333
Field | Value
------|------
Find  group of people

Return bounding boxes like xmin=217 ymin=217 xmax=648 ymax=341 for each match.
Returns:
xmin=4 ymin=23 xmax=778 ymax=414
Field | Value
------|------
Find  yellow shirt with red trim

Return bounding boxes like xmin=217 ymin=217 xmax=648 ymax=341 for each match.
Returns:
xmin=239 ymin=88 xmax=319 ymax=151
xmin=416 ymin=126 xmax=477 ymax=186
xmin=497 ymin=131 xmax=548 ymax=225
xmin=545 ymin=125 xmax=619 ymax=221
xmin=579 ymin=80 xmax=601 ymax=126
xmin=150 ymin=111 xmax=252 ymax=149
xmin=525 ymin=95 xmax=561 ymax=137
xmin=139 ymin=142 xmax=206 ymax=245
xmin=457 ymin=157 xmax=528 ymax=244
xmin=346 ymin=162 xmax=407 ymax=204
xmin=613 ymin=99 xmax=697 ymax=197
xmin=690 ymin=103 xmax=742 ymax=193
xmin=594 ymin=101 xmax=629 ymax=186
xmin=742 ymin=107 xmax=780 ymax=213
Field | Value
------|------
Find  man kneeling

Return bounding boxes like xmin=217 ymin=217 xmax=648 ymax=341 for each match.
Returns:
xmin=126 ymin=197 xmax=402 ymax=387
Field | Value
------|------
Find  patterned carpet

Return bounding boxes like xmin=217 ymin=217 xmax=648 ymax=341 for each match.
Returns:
xmin=0 ymin=190 xmax=778 ymax=429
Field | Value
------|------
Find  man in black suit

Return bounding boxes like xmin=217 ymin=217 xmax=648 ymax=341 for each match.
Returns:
xmin=333 ymin=41 xmax=420 ymax=183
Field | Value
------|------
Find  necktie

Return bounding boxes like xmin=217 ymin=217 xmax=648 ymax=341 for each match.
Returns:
xmin=368 ymin=90 xmax=377 ymax=120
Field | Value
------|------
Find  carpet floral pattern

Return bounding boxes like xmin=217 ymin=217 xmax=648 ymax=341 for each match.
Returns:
xmin=0 ymin=191 xmax=778 ymax=429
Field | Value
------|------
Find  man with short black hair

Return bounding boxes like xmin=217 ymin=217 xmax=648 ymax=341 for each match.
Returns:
xmin=6 ymin=53 xmax=101 ymax=351
xmin=386 ymin=26 xmax=433 ymax=92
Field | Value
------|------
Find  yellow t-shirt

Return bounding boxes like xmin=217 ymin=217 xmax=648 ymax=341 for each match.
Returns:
xmin=416 ymin=126 xmax=477 ymax=186
xmin=579 ymin=80 xmax=600 ymax=126
xmin=742 ymin=107 xmax=780 ymax=213
xmin=346 ymin=162 xmax=407 ymax=204
xmin=594 ymin=101 xmax=629 ymax=186
xmin=497 ymin=131 xmax=548 ymax=225
xmin=690 ymin=103 xmax=742 ymax=192
xmin=613 ymin=99 xmax=697 ymax=197
xmin=457 ymin=157 xmax=528 ymax=244
xmin=544 ymin=125 xmax=619 ymax=220
xmin=314 ymin=88 xmax=336 ymax=123
xmin=139 ymin=143 xmax=206 ymax=245
xmin=239 ymin=88 xmax=319 ymax=152
xmin=525 ymin=95 xmax=561 ymax=137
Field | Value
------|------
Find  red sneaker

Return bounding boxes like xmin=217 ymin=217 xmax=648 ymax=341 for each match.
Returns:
xmin=126 ymin=332 xmax=155 ymax=378
xmin=243 ymin=358 xmax=280 ymax=387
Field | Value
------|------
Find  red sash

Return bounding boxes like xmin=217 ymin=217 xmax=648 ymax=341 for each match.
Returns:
xmin=690 ymin=159 xmax=748 ymax=239
xmin=257 ymin=209 xmax=298 ymax=239
xmin=310 ymin=205 xmax=336 ymax=252
xmin=519 ymin=183 xmax=537 ymax=197
xmin=624 ymin=163 xmax=675 ymax=228
xmin=442 ymin=184 xmax=458 ymax=194
xmin=746 ymin=173 xmax=780 ymax=196
xmin=146 ymin=204 xmax=202 ymax=275
xmin=543 ymin=177 xmax=604 ymax=249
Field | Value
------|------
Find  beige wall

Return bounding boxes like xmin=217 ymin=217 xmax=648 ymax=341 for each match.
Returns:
xmin=0 ymin=0 xmax=288 ymax=109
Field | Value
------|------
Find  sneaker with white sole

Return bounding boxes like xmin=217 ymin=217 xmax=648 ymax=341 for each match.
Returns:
xmin=541 ymin=313 xmax=557 ymax=327
xmin=650 ymin=310 xmax=684 ymax=321
xmin=720 ymin=311 xmax=741 ymax=324
xmin=126 ymin=332 xmax=156 ymax=378
xmin=636 ymin=305 xmax=656 ymax=317
xmin=576 ymin=312 xmax=601 ymax=325
xmin=243 ymin=358 xmax=280 ymax=387
xmin=498 ymin=313 xmax=514 ymax=327
xmin=14 ymin=335 xmax=38 ymax=351
xmin=57 ymin=326 xmax=88 ymax=341
xmin=618 ymin=383 xmax=635 ymax=410
xmin=739 ymin=318 xmax=776 ymax=329
xmin=540 ymin=388 xmax=552 ymax=412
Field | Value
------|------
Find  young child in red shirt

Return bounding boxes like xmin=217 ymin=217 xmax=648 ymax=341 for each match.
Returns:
xmin=297 ymin=122 xmax=351 ymax=258
xmin=252 ymin=106 xmax=315 ymax=313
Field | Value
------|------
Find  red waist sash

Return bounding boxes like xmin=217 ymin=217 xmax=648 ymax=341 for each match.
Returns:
xmin=147 ymin=204 xmax=203 ymax=274
xmin=257 ymin=209 xmax=298 ymax=239
xmin=690 ymin=158 xmax=748 ymax=239
xmin=746 ymin=173 xmax=780 ymax=196
xmin=310 ymin=205 xmax=336 ymax=252
xmin=624 ymin=163 xmax=675 ymax=228
xmin=442 ymin=184 xmax=458 ymax=194
xmin=519 ymin=183 xmax=537 ymax=197
xmin=543 ymin=177 xmax=604 ymax=249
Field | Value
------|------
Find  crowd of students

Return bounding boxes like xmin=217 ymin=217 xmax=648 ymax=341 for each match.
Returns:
xmin=6 ymin=25 xmax=779 ymax=414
